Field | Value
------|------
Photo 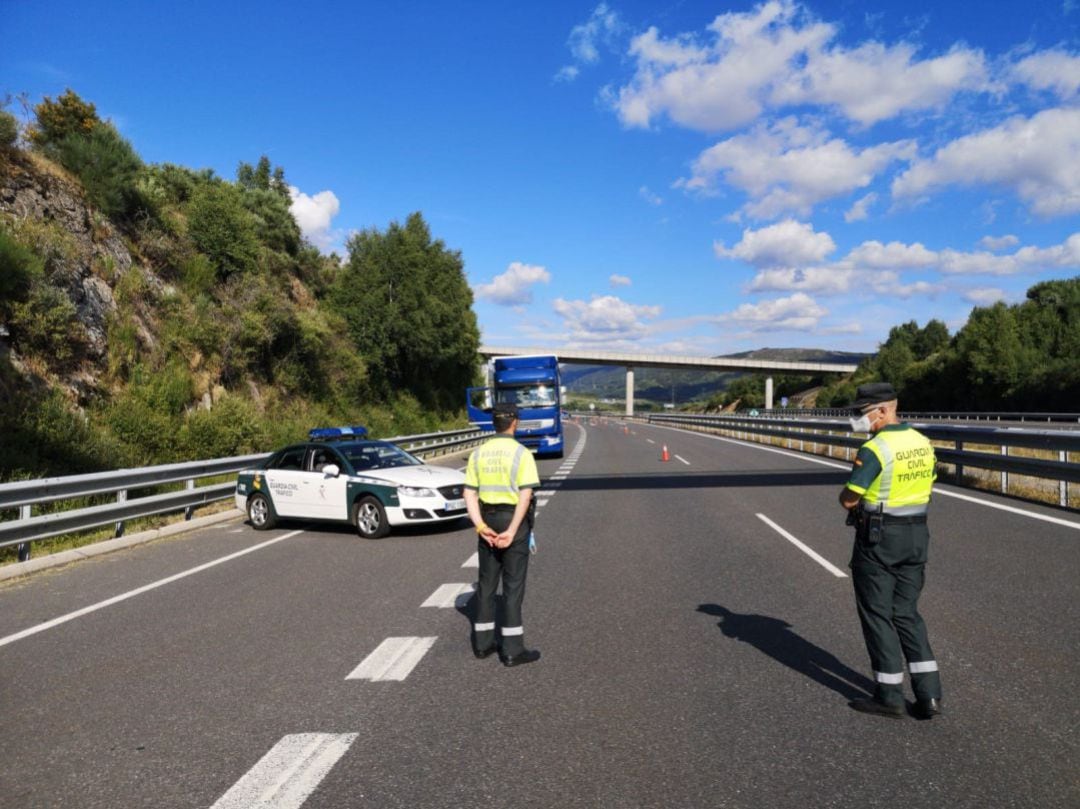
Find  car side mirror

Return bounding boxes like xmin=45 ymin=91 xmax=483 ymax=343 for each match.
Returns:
xmin=322 ymin=464 xmax=340 ymax=478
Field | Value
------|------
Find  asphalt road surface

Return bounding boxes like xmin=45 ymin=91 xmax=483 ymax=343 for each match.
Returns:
xmin=1 ymin=418 xmax=1078 ymax=808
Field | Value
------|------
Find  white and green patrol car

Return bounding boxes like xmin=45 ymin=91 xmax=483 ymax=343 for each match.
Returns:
xmin=234 ymin=427 xmax=468 ymax=539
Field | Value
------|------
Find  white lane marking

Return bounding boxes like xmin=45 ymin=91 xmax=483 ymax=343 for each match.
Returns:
xmin=647 ymin=422 xmax=1080 ymax=531
xmin=756 ymin=514 xmax=848 ymax=578
xmin=346 ymin=636 xmax=437 ymax=681
xmin=646 ymin=439 xmax=655 ymax=445
xmin=421 ymin=583 xmax=475 ymax=608
xmin=550 ymin=474 xmax=568 ymax=480
xmin=229 ymin=529 xmax=245 ymax=534
xmin=0 ymin=530 xmax=305 ymax=650
xmin=462 ymin=552 xmax=479 ymax=568
xmin=674 ymin=455 xmax=690 ymax=465
xmin=537 ymin=499 xmax=551 ymax=508
xmin=210 ymin=733 xmax=357 ymax=809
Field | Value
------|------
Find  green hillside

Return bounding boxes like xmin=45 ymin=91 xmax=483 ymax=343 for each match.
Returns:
xmin=0 ymin=91 xmax=478 ymax=480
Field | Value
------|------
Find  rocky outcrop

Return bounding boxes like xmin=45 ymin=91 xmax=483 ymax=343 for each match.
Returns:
xmin=0 ymin=152 xmax=150 ymax=402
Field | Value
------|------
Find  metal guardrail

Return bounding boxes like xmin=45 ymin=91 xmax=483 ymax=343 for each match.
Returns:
xmin=0 ymin=427 xmax=493 ymax=560
xmin=645 ymin=413 xmax=1080 ymax=507
xmin=741 ymin=408 xmax=1080 ymax=423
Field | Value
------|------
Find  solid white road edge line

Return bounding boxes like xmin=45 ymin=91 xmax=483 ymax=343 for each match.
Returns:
xmin=647 ymin=423 xmax=1080 ymax=531
xmin=346 ymin=636 xmax=438 ymax=681
xmin=0 ymin=530 xmax=306 ymax=650
xmin=756 ymin=513 xmax=848 ymax=578
xmin=210 ymin=732 xmax=358 ymax=809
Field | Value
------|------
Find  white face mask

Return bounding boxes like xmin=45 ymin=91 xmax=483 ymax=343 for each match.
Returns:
xmin=849 ymin=412 xmax=873 ymax=432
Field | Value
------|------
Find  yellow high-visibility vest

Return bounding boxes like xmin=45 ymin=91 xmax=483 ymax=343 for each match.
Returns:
xmin=465 ymin=436 xmax=539 ymax=505
xmin=856 ymin=426 xmax=936 ymax=515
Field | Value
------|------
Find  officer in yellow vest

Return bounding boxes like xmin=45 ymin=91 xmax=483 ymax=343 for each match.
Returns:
xmin=839 ymin=382 xmax=942 ymax=719
xmin=464 ymin=402 xmax=541 ymax=667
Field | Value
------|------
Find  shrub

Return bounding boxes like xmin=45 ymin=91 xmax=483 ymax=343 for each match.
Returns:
xmin=46 ymin=123 xmax=145 ymax=222
xmin=187 ymin=184 xmax=260 ymax=279
xmin=0 ymin=225 xmax=44 ymax=307
xmin=179 ymin=393 xmax=266 ymax=458
xmin=29 ymin=89 xmax=99 ymax=147
xmin=0 ymin=110 xmax=18 ymax=150
xmin=8 ymin=284 xmax=86 ymax=367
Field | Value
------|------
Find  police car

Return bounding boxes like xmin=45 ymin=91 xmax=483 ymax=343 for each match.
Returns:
xmin=234 ymin=427 xmax=468 ymax=539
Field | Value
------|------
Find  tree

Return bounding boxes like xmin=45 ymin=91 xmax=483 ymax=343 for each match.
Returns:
xmin=29 ymin=89 xmax=99 ymax=147
xmin=331 ymin=212 xmax=480 ymax=409
xmin=46 ymin=122 xmax=145 ymax=221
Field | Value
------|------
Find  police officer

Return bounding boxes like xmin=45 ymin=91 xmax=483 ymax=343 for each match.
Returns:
xmin=839 ymin=382 xmax=942 ymax=719
xmin=464 ymin=402 xmax=541 ymax=667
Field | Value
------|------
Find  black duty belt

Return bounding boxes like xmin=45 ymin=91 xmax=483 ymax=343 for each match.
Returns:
xmin=883 ymin=514 xmax=928 ymax=524
xmin=480 ymin=503 xmax=517 ymax=512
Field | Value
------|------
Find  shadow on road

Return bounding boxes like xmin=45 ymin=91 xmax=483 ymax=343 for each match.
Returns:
xmin=697 ymin=603 xmax=872 ymax=700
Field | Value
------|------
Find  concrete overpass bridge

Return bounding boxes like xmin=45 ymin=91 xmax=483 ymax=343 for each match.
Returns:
xmin=479 ymin=345 xmax=860 ymax=413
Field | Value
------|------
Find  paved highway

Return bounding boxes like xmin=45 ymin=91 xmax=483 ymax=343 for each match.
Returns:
xmin=1 ymin=418 xmax=1077 ymax=808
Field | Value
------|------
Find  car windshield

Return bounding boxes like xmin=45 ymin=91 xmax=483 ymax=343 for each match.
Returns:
xmin=338 ymin=441 xmax=422 ymax=471
xmin=496 ymin=384 xmax=556 ymax=407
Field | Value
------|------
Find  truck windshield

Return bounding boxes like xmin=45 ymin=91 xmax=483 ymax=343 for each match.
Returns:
xmin=497 ymin=385 xmax=556 ymax=407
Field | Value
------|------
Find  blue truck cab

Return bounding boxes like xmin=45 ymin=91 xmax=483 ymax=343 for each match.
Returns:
xmin=467 ymin=355 xmax=564 ymax=457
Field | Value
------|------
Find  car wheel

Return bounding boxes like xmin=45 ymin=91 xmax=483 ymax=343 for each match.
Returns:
xmin=353 ymin=496 xmax=390 ymax=539
xmin=248 ymin=493 xmax=276 ymax=530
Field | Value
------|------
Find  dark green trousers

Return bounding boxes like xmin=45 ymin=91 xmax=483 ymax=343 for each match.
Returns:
xmin=850 ymin=519 xmax=942 ymax=705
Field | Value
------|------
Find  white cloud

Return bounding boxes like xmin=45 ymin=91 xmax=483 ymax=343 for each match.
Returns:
xmin=748 ymin=266 xmax=861 ymax=295
xmin=892 ymin=107 xmax=1080 ymax=217
xmin=771 ymin=41 xmax=989 ymax=125
xmin=609 ymin=273 xmax=632 ymax=287
xmin=844 ymin=192 xmax=877 ymax=222
xmin=288 ymin=186 xmax=341 ymax=250
xmin=683 ymin=119 xmax=914 ymax=218
xmin=611 ymin=0 xmax=987 ymax=131
xmin=715 ymin=219 xmax=835 ymax=268
xmin=938 ymin=234 xmax=1080 ymax=275
xmin=1011 ymin=49 xmax=1080 ymax=99
xmin=844 ymin=240 xmax=938 ymax=270
xmin=979 ymin=234 xmax=1020 ymax=251
xmin=474 ymin=262 xmax=551 ymax=306
xmin=552 ymin=294 xmax=661 ymax=341
xmin=557 ymin=3 xmax=622 ymax=81
xmin=722 ymin=292 xmax=827 ymax=331
xmin=963 ymin=287 xmax=1008 ymax=306
xmin=638 ymin=185 xmax=663 ymax=205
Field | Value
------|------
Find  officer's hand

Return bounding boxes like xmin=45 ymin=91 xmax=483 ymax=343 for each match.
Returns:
xmin=494 ymin=531 xmax=514 ymax=548
xmin=479 ymin=526 xmax=498 ymax=545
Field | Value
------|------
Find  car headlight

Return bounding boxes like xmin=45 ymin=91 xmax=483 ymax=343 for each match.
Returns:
xmin=399 ymin=486 xmax=436 ymax=497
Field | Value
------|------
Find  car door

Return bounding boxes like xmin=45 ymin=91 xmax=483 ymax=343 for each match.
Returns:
xmin=304 ymin=446 xmax=350 ymax=522
xmin=261 ymin=446 xmax=309 ymax=518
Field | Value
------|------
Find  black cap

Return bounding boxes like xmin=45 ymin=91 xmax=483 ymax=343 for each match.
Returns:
xmin=850 ymin=382 xmax=898 ymax=410
xmin=492 ymin=402 xmax=519 ymax=419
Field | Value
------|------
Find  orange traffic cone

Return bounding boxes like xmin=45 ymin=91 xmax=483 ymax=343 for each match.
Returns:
xmin=661 ymin=445 xmax=670 ymax=462
xmin=623 ymin=425 xmax=629 ymax=435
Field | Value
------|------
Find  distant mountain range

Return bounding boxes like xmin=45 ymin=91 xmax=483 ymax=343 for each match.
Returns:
xmin=561 ymin=347 xmax=870 ymax=402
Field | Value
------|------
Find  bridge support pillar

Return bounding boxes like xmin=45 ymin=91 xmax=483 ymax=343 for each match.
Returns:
xmin=765 ymin=376 xmax=774 ymax=410
xmin=625 ymin=367 xmax=634 ymax=416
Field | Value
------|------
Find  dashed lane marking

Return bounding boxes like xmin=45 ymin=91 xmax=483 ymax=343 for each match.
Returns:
xmin=462 ymin=552 xmax=479 ymax=568
xmin=646 ymin=438 xmax=655 ymax=445
xmin=0 ymin=530 xmax=306 ymax=650
xmin=346 ymin=636 xmax=438 ymax=681
xmin=210 ymin=733 xmax=357 ymax=809
xmin=674 ymin=454 xmax=690 ymax=465
xmin=421 ymin=583 xmax=475 ymax=608
xmin=756 ymin=513 xmax=848 ymax=578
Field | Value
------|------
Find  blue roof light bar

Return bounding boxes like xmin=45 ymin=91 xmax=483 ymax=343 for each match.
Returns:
xmin=309 ymin=426 xmax=368 ymax=441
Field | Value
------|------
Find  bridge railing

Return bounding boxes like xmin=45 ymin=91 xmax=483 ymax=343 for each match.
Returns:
xmin=642 ymin=413 xmax=1080 ymax=508
xmin=0 ymin=427 xmax=492 ymax=561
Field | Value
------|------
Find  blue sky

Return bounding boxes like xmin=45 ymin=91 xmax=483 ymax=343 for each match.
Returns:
xmin=3 ymin=1 xmax=1079 ymax=356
